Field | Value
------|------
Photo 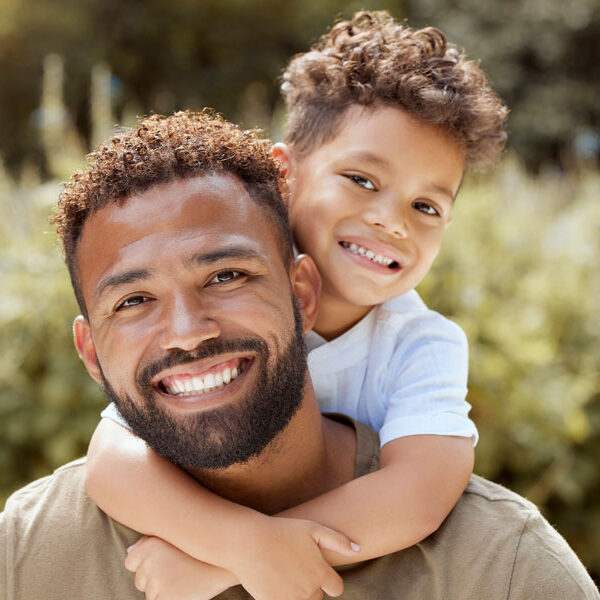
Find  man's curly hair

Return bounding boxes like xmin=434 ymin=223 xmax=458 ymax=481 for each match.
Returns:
xmin=281 ymin=11 xmax=508 ymax=170
xmin=52 ymin=110 xmax=292 ymax=317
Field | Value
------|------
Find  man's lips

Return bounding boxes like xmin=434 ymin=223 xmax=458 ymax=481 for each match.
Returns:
xmin=337 ymin=236 xmax=404 ymax=271
xmin=155 ymin=356 xmax=252 ymax=397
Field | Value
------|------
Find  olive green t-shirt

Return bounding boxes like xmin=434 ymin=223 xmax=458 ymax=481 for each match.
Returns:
xmin=1 ymin=420 xmax=598 ymax=599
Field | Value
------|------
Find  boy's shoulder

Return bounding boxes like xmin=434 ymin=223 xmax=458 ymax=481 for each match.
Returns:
xmin=374 ymin=290 xmax=467 ymax=346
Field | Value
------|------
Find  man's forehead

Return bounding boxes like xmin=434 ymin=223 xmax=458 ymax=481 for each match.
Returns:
xmin=76 ymin=174 xmax=283 ymax=297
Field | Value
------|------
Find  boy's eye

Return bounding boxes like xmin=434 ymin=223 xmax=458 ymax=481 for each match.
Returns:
xmin=209 ymin=270 xmax=243 ymax=284
xmin=346 ymin=174 xmax=376 ymax=191
xmin=116 ymin=295 xmax=149 ymax=311
xmin=412 ymin=201 xmax=440 ymax=216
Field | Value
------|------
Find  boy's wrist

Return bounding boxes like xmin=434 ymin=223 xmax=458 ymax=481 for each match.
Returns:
xmin=212 ymin=511 xmax=273 ymax=573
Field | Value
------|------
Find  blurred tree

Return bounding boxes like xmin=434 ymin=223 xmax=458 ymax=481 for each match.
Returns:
xmin=404 ymin=0 xmax=600 ymax=171
xmin=0 ymin=0 xmax=402 ymax=175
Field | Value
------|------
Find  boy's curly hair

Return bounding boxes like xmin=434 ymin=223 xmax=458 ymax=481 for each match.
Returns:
xmin=281 ymin=11 xmax=508 ymax=170
xmin=52 ymin=110 xmax=292 ymax=316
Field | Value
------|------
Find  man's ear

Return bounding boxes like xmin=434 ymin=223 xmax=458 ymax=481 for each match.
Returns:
xmin=289 ymin=254 xmax=321 ymax=334
xmin=73 ymin=316 xmax=102 ymax=384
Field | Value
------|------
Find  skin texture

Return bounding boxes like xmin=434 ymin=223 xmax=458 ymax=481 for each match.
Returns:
xmin=275 ymin=105 xmax=464 ymax=339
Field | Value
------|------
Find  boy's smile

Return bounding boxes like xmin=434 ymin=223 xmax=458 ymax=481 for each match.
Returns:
xmin=284 ymin=105 xmax=465 ymax=338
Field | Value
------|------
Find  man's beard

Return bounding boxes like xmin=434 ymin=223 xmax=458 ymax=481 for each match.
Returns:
xmin=100 ymin=304 xmax=307 ymax=471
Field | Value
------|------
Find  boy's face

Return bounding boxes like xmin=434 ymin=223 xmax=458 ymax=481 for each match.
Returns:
xmin=285 ymin=105 xmax=464 ymax=318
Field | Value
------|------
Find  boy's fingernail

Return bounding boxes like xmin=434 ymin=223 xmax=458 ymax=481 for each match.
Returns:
xmin=351 ymin=542 xmax=360 ymax=552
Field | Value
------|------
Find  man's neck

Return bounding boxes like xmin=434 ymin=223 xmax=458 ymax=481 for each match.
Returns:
xmin=189 ymin=389 xmax=357 ymax=514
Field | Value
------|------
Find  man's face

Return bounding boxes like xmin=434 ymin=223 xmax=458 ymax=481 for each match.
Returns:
xmin=75 ymin=174 xmax=309 ymax=470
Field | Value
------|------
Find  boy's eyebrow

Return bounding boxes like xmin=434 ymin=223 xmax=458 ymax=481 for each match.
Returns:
xmin=95 ymin=269 xmax=153 ymax=300
xmin=426 ymin=183 xmax=457 ymax=202
xmin=339 ymin=150 xmax=392 ymax=171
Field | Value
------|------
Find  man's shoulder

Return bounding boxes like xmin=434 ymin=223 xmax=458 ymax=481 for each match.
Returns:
xmin=4 ymin=457 xmax=87 ymax=508
xmin=1 ymin=457 xmax=142 ymax=600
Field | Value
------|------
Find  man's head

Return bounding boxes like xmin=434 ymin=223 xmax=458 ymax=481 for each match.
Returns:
xmin=56 ymin=112 xmax=321 ymax=472
xmin=52 ymin=110 xmax=294 ymax=319
xmin=281 ymin=10 xmax=508 ymax=170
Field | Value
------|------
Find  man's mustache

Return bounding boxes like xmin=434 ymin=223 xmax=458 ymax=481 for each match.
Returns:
xmin=135 ymin=337 xmax=268 ymax=392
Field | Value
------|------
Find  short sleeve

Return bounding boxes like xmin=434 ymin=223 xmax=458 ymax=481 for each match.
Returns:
xmin=507 ymin=512 xmax=600 ymax=599
xmin=100 ymin=402 xmax=132 ymax=430
xmin=379 ymin=315 xmax=478 ymax=447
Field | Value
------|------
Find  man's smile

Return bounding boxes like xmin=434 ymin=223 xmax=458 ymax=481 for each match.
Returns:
xmin=157 ymin=356 xmax=252 ymax=397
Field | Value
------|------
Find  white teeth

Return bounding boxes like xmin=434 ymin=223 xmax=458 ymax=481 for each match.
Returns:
xmin=162 ymin=361 xmax=246 ymax=396
xmin=341 ymin=242 xmax=395 ymax=267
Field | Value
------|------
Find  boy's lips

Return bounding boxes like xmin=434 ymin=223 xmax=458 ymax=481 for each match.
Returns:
xmin=337 ymin=236 xmax=405 ymax=272
xmin=153 ymin=355 xmax=253 ymax=398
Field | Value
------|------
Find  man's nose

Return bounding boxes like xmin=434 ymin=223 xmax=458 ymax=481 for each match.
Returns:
xmin=159 ymin=293 xmax=221 ymax=352
xmin=364 ymin=193 xmax=409 ymax=239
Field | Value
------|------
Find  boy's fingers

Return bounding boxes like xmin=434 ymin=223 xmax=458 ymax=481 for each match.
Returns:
xmin=313 ymin=526 xmax=360 ymax=556
xmin=124 ymin=547 xmax=140 ymax=572
xmin=321 ymin=569 xmax=344 ymax=597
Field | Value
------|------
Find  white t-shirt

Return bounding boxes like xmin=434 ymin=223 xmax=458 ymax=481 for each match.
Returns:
xmin=102 ymin=289 xmax=477 ymax=448
xmin=306 ymin=289 xmax=477 ymax=447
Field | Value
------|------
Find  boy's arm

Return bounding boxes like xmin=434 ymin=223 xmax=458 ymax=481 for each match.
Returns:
xmin=278 ymin=433 xmax=474 ymax=564
xmin=86 ymin=418 xmax=355 ymax=599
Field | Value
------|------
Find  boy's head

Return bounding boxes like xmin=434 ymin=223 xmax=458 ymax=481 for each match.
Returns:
xmin=275 ymin=12 xmax=508 ymax=335
xmin=281 ymin=10 xmax=507 ymax=170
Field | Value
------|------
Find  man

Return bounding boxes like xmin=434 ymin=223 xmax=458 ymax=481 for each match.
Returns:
xmin=1 ymin=111 xmax=598 ymax=600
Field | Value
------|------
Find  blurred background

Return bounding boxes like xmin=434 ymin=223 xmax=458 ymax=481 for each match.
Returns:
xmin=1 ymin=0 xmax=599 ymax=586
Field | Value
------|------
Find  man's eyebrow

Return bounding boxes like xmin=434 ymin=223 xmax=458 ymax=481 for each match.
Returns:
xmin=95 ymin=269 xmax=153 ymax=300
xmin=186 ymin=247 xmax=266 ymax=266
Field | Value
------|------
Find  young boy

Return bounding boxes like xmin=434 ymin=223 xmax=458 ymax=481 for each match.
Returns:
xmin=86 ymin=11 xmax=508 ymax=599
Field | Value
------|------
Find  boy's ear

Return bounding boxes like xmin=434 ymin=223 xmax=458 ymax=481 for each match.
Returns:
xmin=271 ymin=142 xmax=293 ymax=175
xmin=73 ymin=316 xmax=102 ymax=384
xmin=289 ymin=254 xmax=321 ymax=334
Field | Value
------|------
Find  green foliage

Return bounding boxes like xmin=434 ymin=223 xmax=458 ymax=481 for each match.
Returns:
xmin=1 ymin=161 xmax=599 ymax=582
xmin=418 ymin=159 xmax=600 ymax=578
xmin=0 ymin=170 xmax=106 ymax=504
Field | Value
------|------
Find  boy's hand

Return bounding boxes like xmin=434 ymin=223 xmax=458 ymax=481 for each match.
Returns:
xmin=125 ymin=536 xmax=237 ymax=600
xmin=226 ymin=516 xmax=358 ymax=600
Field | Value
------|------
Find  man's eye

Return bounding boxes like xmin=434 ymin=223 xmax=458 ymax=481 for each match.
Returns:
xmin=413 ymin=201 xmax=440 ymax=216
xmin=116 ymin=296 xmax=148 ymax=311
xmin=209 ymin=270 xmax=243 ymax=284
xmin=346 ymin=174 xmax=376 ymax=191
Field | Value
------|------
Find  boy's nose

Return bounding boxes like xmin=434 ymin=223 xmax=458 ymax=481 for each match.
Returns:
xmin=159 ymin=294 xmax=221 ymax=352
xmin=372 ymin=220 xmax=408 ymax=239
xmin=364 ymin=192 xmax=409 ymax=238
